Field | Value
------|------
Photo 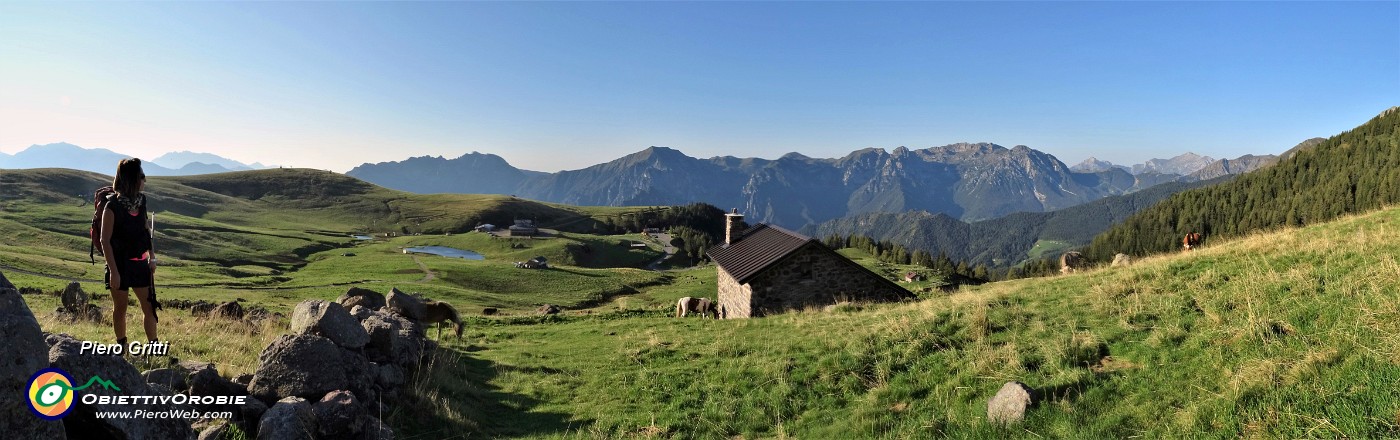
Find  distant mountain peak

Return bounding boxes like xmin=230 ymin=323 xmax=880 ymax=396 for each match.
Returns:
xmin=1071 ymin=157 xmax=1125 ymax=173
xmin=1132 ymin=152 xmax=1216 ymax=175
xmin=151 ymin=150 xmax=257 ymax=171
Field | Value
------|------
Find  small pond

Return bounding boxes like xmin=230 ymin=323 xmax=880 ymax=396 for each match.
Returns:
xmin=403 ymin=246 xmax=485 ymax=260
xmin=352 ymin=235 xmax=373 ymax=240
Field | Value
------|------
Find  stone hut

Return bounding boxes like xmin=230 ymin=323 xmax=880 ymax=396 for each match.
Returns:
xmin=706 ymin=212 xmax=911 ymax=319
xmin=508 ymin=219 xmax=537 ymax=236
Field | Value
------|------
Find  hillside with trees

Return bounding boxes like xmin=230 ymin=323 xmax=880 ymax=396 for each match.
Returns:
xmin=1087 ymin=107 xmax=1400 ymax=260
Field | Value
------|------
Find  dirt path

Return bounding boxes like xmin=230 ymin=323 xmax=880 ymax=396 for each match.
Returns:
xmin=645 ymin=232 xmax=677 ymax=271
xmin=412 ymin=255 xmax=437 ymax=282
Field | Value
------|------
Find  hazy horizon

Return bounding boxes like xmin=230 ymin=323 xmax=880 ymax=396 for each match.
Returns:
xmin=2 ymin=2 xmax=1396 ymax=173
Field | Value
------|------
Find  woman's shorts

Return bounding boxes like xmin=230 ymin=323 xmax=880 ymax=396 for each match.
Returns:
xmin=105 ymin=259 xmax=153 ymax=290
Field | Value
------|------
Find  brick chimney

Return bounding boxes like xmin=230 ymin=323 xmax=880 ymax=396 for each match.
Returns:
xmin=724 ymin=208 xmax=745 ymax=246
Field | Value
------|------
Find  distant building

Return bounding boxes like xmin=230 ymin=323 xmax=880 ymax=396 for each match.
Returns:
xmin=509 ymin=219 xmax=537 ymax=236
xmin=706 ymin=210 xmax=911 ymax=319
xmin=903 ymin=272 xmax=925 ymax=283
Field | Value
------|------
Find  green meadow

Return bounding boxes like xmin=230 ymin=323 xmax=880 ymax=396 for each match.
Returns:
xmin=6 ymin=167 xmax=1400 ymax=438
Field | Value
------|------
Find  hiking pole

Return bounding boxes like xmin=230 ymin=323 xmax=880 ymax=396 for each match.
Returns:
xmin=149 ymin=211 xmax=161 ymax=322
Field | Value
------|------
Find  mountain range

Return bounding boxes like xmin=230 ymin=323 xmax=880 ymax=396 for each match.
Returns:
xmin=0 ymin=143 xmax=270 ymax=176
xmin=350 ymin=143 xmax=1278 ymax=227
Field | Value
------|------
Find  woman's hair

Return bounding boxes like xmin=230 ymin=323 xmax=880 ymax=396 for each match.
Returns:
xmin=113 ymin=158 xmax=145 ymax=197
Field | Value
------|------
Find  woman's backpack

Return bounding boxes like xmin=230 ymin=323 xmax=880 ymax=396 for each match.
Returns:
xmin=89 ymin=186 xmax=117 ymax=264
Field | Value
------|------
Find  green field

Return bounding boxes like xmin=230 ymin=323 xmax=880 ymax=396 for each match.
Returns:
xmin=7 ymin=167 xmax=1400 ymax=438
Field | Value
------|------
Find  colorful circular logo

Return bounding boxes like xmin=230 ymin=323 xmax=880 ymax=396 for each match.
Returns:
xmin=28 ymin=368 xmax=76 ymax=420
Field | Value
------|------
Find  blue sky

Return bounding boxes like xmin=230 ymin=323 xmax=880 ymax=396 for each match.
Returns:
xmin=1 ymin=2 xmax=1396 ymax=172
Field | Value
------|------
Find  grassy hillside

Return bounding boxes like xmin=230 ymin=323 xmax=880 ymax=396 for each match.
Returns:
xmin=394 ymin=205 xmax=1400 ymax=438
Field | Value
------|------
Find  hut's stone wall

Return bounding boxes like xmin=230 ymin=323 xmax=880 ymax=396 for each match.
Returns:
xmin=722 ymin=243 xmax=908 ymax=318
xmin=716 ymin=266 xmax=752 ymax=319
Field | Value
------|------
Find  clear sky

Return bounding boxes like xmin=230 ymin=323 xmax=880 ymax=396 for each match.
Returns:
xmin=1 ymin=2 xmax=1396 ymax=172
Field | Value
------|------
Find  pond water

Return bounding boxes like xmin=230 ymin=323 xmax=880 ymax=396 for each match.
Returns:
xmin=403 ymin=246 xmax=485 ymax=260
xmin=352 ymin=235 xmax=373 ymax=240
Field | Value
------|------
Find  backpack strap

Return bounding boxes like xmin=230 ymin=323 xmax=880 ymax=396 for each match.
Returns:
xmin=89 ymin=192 xmax=115 ymax=264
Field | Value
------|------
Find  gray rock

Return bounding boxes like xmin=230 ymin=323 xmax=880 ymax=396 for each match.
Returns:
xmin=257 ymin=397 xmax=317 ymax=440
xmin=385 ymin=288 xmax=425 ymax=320
xmin=360 ymin=416 xmax=395 ymax=440
xmin=0 ymin=271 xmax=66 ymax=438
xmin=313 ymin=390 xmax=367 ymax=438
xmin=987 ymin=381 xmax=1036 ymax=425
xmin=213 ymin=301 xmax=245 ymax=320
xmin=290 ymin=300 xmax=369 ymax=349
xmin=361 ymin=311 xmax=426 ymax=370
xmin=198 ymin=421 xmax=232 ymax=440
xmin=536 ymin=304 xmax=561 ymax=315
xmin=235 ymin=373 xmax=255 ymax=386
xmin=46 ymin=333 xmax=196 ymax=439
xmin=143 ymin=367 xmax=190 ymax=392
xmin=249 ymin=334 xmax=350 ymax=404
xmin=1112 ymin=253 xmax=1133 ymax=267
xmin=191 ymin=301 xmax=217 ymax=317
xmin=189 ymin=364 xmax=240 ymax=400
xmin=238 ymin=396 xmax=270 ymax=435
xmin=338 ymin=287 xmax=386 ymax=311
xmin=349 ymin=305 xmax=373 ymax=322
xmin=376 ymin=363 xmax=405 ymax=389
xmin=61 ymin=281 xmax=88 ymax=309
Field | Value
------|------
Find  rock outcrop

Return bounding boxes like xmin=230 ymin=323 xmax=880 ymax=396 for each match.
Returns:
xmin=0 ymin=270 xmax=66 ymax=437
xmin=47 ymin=333 xmax=196 ymax=439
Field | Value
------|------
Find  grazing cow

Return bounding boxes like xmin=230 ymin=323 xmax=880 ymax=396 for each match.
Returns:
xmin=675 ymin=296 xmax=716 ymax=318
xmin=1060 ymin=251 xmax=1086 ymax=275
xmin=1182 ymin=233 xmax=1203 ymax=251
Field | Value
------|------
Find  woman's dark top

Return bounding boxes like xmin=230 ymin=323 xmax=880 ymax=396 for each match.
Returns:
xmin=105 ymin=193 xmax=151 ymax=260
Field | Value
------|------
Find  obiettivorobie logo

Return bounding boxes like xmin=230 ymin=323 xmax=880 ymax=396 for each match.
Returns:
xmin=27 ymin=367 xmax=120 ymax=420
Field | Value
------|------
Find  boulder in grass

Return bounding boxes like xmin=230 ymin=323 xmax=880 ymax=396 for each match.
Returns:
xmin=248 ymin=334 xmax=350 ymax=404
xmin=257 ymin=397 xmax=317 ymax=440
xmin=191 ymin=301 xmax=217 ymax=317
xmin=290 ymin=300 xmax=369 ymax=349
xmin=0 ymin=271 xmax=66 ymax=438
xmin=536 ymin=304 xmax=560 ymax=315
xmin=62 ymin=281 xmax=89 ymax=309
xmin=987 ymin=381 xmax=1037 ymax=425
xmin=212 ymin=301 xmax=245 ymax=320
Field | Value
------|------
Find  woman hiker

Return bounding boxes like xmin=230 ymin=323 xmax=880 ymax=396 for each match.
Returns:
xmin=100 ymin=158 xmax=159 ymax=349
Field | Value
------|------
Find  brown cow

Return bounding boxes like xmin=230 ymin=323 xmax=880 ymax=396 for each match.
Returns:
xmin=1183 ymin=233 xmax=1203 ymax=251
xmin=1060 ymin=251 xmax=1086 ymax=274
xmin=675 ymin=297 xmax=716 ymax=318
